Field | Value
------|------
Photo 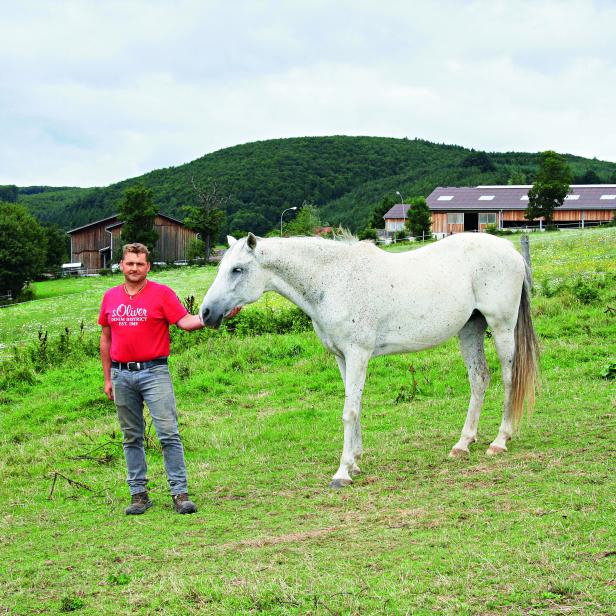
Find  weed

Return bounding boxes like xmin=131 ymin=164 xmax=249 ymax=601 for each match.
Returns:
xmin=394 ymin=364 xmax=419 ymax=403
xmin=108 ymin=572 xmax=130 ymax=586
xmin=600 ymin=362 xmax=616 ymax=380
xmin=59 ymin=596 xmax=84 ymax=612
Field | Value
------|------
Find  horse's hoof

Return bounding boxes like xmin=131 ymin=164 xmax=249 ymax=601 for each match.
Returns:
xmin=486 ymin=445 xmax=507 ymax=456
xmin=449 ymin=447 xmax=469 ymax=458
xmin=351 ymin=466 xmax=361 ymax=476
xmin=329 ymin=478 xmax=352 ymax=489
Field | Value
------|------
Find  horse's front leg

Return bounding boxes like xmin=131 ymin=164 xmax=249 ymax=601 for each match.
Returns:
xmin=330 ymin=349 xmax=370 ymax=488
xmin=335 ymin=355 xmax=362 ymax=475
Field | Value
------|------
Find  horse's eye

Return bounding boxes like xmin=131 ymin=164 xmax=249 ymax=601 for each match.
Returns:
xmin=232 ymin=267 xmax=243 ymax=274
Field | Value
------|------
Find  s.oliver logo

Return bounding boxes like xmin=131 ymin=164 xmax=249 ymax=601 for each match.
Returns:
xmin=111 ymin=303 xmax=148 ymax=326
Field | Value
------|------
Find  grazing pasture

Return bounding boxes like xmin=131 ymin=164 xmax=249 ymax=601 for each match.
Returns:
xmin=0 ymin=228 xmax=614 ymax=615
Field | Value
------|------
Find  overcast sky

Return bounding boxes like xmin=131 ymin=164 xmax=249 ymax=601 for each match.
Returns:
xmin=2 ymin=0 xmax=615 ymax=187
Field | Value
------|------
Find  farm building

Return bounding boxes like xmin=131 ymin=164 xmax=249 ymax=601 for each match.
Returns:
xmin=67 ymin=213 xmax=197 ymax=270
xmin=384 ymin=185 xmax=616 ymax=236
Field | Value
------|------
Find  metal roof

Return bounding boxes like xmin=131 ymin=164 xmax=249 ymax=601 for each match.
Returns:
xmin=68 ymin=212 xmax=186 ymax=233
xmin=384 ymin=185 xmax=616 ymax=218
xmin=67 ymin=215 xmax=118 ymax=234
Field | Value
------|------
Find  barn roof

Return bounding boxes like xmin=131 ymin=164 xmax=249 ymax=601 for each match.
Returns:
xmin=67 ymin=215 xmax=118 ymax=234
xmin=105 ymin=213 xmax=186 ymax=231
xmin=384 ymin=185 xmax=616 ymax=218
xmin=68 ymin=213 xmax=186 ymax=234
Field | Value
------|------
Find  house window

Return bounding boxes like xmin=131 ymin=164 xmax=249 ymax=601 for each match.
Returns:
xmin=478 ymin=195 xmax=495 ymax=200
xmin=479 ymin=213 xmax=496 ymax=225
xmin=438 ymin=195 xmax=454 ymax=201
xmin=565 ymin=194 xmax=580 ymax=200
xmin=447 ymin=213 xmax=463 ymax=225
xmin=600 ymin=194 xmax=616 ymax=200
xmin=386 ymin=221 xmax=405 ymax=231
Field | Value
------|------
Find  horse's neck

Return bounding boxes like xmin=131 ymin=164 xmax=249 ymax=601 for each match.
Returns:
xmin=259 ymin=238 xmax=347 ymax=317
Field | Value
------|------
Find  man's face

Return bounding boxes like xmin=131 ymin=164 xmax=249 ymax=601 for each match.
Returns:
xmin=120 ymin=251 xmax=150 ymax=284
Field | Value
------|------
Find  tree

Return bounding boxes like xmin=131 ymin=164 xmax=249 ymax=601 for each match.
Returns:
xmin=368 ymin=195 xmax=396 ymax=230
xmin=182 ymin=178 xmax=228 ymax=262
xmin=507 ymin=169 xmax=527 ymax=185
xmin=575 ymin=169 xmax=602 ymax=184
xmin=0 ymin=185 xmax=18 ymax=203
xmin=405 ymin=196 xmax=432 ymax=240
xmin=43 ymin=224 xmax=69 ymax=269
xmin=0 ymin=203 xmax=46 ymax=299
xmin=282 ymin=203 xmax=321 ymax=236
xmin=525 ymin=151 xmax=572 ymax=225
xmin=118 ymin=186 xmax=159 ymax=253
xmin=461 ymin=151 xmax=496 ymax=172
xmin=228 ymin=210 xmax=269 ymax=237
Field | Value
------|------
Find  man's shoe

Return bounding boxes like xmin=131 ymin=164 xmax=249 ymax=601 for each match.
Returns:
xmin=172 ymin=493 xmax=197 ymax=514
xmin=125 ymin=491 xmax=152 ymax=515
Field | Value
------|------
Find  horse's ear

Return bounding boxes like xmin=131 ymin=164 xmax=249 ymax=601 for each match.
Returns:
xmin=227 ymin=235 xmax=237 ymax=247
xmin=247 ymin=233 xmax=257 ymax=250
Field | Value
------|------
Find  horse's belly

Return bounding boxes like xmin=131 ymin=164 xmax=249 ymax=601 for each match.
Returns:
xmin=372 ymin=309 xmax=470 ymax=356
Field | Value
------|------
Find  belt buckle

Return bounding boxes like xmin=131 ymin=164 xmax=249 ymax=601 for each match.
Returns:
xmin=127 ymin=361 xmax=141 ymax=371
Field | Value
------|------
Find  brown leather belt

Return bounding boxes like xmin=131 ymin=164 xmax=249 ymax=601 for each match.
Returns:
xmin=111 ymin=357 xmax=168 ymax=371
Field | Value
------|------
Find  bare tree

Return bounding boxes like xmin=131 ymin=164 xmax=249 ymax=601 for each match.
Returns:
xmin=182 ymin=177 xmax=229 ymax=262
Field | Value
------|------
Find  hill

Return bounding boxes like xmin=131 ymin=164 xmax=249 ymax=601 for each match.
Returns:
xmin=17 ymin=136 xmax=616 ymax=234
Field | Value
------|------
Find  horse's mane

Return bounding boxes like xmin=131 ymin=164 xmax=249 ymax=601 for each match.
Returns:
xmin=280 ymin=227 xmax=358 ymax=245
xmin=330 ymin=227 xmax=358 ymax=244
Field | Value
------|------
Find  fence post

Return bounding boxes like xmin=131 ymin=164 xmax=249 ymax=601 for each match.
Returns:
xmin=520 ymin=234 xmax=532 ymax=289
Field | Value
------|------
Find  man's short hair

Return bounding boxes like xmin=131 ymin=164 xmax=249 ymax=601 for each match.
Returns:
xmin=122 ymin=243 xmax=150 ymax=261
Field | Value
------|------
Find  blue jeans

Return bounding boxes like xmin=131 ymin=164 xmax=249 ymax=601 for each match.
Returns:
xmin=111 ymin=363 xmax=188 ymax=496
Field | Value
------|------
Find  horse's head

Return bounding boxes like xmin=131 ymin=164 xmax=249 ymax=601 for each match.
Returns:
xmin=200 ymin=233 xmax=266 ymax=328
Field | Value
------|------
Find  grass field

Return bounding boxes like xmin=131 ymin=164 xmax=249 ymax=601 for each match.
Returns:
xmin=1 ymin=228 xmax=615 ymax=615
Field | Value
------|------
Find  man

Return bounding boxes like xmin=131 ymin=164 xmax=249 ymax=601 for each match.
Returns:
xmin=99 ymin=243 xmax=207 ymax=515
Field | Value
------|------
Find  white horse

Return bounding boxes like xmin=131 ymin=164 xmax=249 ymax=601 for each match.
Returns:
xmin=200 ymin=232 xmax=539 ymax=488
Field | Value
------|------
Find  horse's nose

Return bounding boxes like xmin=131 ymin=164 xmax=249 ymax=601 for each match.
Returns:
xmin=202 ymin=307 xmax=210 ymax=320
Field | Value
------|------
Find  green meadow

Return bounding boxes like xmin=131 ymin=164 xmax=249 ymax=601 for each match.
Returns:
xmin=1 ymin=228 xmax=615 ymax=615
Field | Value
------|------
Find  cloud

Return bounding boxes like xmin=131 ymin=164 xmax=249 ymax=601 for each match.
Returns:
xmin=1 ymin=0 xmax=615 ymax=186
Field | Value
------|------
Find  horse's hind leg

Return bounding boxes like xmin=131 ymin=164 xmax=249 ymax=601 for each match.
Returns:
xmin=450 ymin=313 xmax=490 ymax=458
xmin=487 ymin=324 xmax=516 ymax=455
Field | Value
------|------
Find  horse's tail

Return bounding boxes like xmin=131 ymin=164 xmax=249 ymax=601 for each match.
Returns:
xmin=511 ymin=265 xmax=540 ymax=429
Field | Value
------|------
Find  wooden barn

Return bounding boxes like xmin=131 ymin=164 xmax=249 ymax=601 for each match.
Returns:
xmin=68 ymin=214 xmax=197 ymax=270
xmin=384 ymin=185 xmax=616 ymax=236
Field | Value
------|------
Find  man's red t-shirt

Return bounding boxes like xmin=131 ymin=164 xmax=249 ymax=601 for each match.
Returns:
xmin=98 ymin=280 xmax=188 ymax=362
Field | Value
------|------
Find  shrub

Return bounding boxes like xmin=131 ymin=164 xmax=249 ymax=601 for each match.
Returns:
xmin=393 ymin=230 xmax=407 ymax=242
xmin=225 ymin=305 xmax=311 ymax=336
xmin=538 ymin=278 xmax=564 ymax=298
xmin=483 ymin=224 xmax=513 ymax=236
xmin=570 ymin=276 xmax=601 ymax=304
xmin=18 ymin=286 xmax=35 ymax=302
xmin=358 ymin=227 xmax=377 ymax=241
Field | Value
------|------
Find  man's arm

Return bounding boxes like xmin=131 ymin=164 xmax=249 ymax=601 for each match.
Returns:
xmin=175 ymin=307 xmax=241 ymax=331
xmin=175 ymin=314 xmax=205 ymax=331
xmin=100 ymin=326 xmax=114 ymax=400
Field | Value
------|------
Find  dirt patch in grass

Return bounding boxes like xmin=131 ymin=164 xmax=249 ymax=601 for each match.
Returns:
xmin=217 ymin=526 xmax=339 ymax=550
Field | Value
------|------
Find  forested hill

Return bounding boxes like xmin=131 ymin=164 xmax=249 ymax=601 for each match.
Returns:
xmin=17 ymin=136 xmax=616 ymax=234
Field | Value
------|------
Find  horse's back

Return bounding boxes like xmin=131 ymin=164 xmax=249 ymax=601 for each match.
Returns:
xmin=427 ymin=233 xmax=526 ymax=323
